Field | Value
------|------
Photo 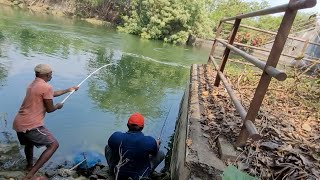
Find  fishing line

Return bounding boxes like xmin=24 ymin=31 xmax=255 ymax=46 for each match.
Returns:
xmin=61 ymin=63 xmax=116 ymax=104
xmin=124 ymin=52 xmax=189 ymax=68
xmin=157 ymin=104 xmax=173 ymax=140
xmin=59 ymin=157 xmax=87 ymax=177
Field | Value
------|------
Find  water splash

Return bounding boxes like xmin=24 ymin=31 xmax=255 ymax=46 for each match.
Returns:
xmin=124 ymin=52 xmax=189 ymax=68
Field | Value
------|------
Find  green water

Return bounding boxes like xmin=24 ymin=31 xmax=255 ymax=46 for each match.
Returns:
xmin=0 ymin=5 xmax=209 ymax=168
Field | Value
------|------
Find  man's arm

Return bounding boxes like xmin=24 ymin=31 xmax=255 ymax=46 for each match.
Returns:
xmin=145 ymin=136 xmax=159 ymax=156
xmin=108 ymin=132 xmax=122 ymax=149
xmin=156 ymin=138 xmax=161 ymax=150
xmin=54 ymin=86 xmax=79 ymax=97
xmin=43 ymin=99 xmax=63 ymax=113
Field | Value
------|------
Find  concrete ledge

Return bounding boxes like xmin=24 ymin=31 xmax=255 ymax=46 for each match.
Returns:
xmin=170 ymin=64 xmax=226 ymax=180
xmin=217 ymin=137 xmax=237 ymax=161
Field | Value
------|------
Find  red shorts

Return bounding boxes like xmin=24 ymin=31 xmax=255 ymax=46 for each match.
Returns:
xmin=17 ymin=126 xmax=57 ymax=148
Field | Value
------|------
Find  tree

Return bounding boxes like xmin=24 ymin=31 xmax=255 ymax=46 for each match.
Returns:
xmin=209 ymin=0 xmax=269 ymax=29
xmin=117 ymin=0 xmax=213 ymax=44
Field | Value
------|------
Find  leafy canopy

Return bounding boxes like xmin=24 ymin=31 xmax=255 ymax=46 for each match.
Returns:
xmin=118 ymin=0 xmax=213 ymax=44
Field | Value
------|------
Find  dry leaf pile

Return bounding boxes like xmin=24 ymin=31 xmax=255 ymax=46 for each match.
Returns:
xmin=198 ymin=64 xmax=320 ymax=180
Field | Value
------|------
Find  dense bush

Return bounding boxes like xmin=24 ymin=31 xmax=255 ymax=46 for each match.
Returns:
xmin=77 ymin=0 xmax=314 ymax=45
xmin=117 ymin=0 xmax=213 ymax=44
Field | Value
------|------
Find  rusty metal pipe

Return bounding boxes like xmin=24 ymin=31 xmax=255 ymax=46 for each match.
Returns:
xmin=221 ymin=0 xmax=316 ymax=22
xmin=216 ymin=39 xmax=287 ymax=81
xmin=218 ymin=40 xmax=320 ymax=64
xmin=224 ymin=21 xmax=320 ymax=47
xmin=288 ymin=0 xmax=317 ymax=10
xmin=208 ymin=22 xmax=223 ymax=64
xmin=214 ymin=19 xmax=241 ymax=87
xmin=211 ymin=56 xmax=247 ymax=120
xmin=244 ymin=120 xmax=261 ymax=141
xmin=211 ymin=56 xmax=261 ymax=140
xmin=236 ymin=1 xmax=300 ymax=147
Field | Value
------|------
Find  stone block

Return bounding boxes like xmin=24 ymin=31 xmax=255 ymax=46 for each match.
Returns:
xmin=0 ymin=171 xmax=25 ymax=179
xmin=45 ymin=170 xmax=57 ymax=178
xmin=217 ymin=137 xmax=237 ymax=161
xmin=0 ymin=144 xmax=18 ymax=154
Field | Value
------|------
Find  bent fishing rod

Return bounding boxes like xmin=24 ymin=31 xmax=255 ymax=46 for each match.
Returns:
xmin=61 ymin=63 xmax=115 ymax=104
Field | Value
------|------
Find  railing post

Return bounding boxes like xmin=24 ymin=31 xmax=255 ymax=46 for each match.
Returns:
xmin=214 ymin=18 xmax=241 ymax=87
xmin=301 ymin=39 xmax=309 ymax=56
xmin=235 ymin=0 xmax=299 ymax=147
xmin=208 ymin=22 xmax=223 ymax=64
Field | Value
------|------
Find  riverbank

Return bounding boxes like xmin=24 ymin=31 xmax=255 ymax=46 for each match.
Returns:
xmin=0 ymin=0 xmax=217 ymax=48
xmin=0 ymin=0 xmax=71 ymax=16
xmin=0 ymin=140 xmax=116 ymax=179
xmin=0 ymin=0 xmax=112 ymax=26
xmin=0 ymin=139 xmax=169 ymax=179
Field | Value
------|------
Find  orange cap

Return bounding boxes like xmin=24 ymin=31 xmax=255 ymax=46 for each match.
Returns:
xmin=128 ymin=113 xmax=144 ymax=127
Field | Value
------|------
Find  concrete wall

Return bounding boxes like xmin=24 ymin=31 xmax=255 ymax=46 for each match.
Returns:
xmin=170 ymin=78 xmax=190 ymax=180
xmin=170 ymin=65 xmax=225 ymax=180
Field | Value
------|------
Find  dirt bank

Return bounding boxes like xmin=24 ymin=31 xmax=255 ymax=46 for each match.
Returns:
xmin=0 ymin=0 xmax=73 ymax=16
xmin=0 ymin=0 xmax=112 ymax=26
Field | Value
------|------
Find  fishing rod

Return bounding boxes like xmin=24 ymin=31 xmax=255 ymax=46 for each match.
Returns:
xmin=157 ymin=104 xmax=173 ymax=140
xmin=61 ymin=63 xmax=115 ymax=104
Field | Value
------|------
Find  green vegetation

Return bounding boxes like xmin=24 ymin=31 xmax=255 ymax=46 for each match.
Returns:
xmin=16 ymin=28 xmax=84 ymax=57
xmin=3 ymin=0 xmax=314 ymax=45
xmin=0 ymin=17 xmax=87 ymax=57
xmin=0 ymin=64 xmax=7 ymax=87
xmin=209 ymin=0 xmax=268 ymax=29
xmin=117 ymin=0 xmax=213 ymax=44
xmin=75 ymin=0 xmax=314 ymax=45
xmin=0 ymin=31 xmax=7 ymax=87
xmin=222 ymin=165 xmax=258 ymax=180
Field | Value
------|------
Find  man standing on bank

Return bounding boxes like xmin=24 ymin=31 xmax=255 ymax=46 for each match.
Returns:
xmin=105 ymin=112 xmax=165 ymax=180
xmin=13 ymin=64 xmax=79 ymax=179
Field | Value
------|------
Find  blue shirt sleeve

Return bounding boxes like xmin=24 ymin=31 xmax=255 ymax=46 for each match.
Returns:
xmin=108 ymin=131 xmax=123 ymax=150
xmin=144 ymin=136 xmax=158 ymax=156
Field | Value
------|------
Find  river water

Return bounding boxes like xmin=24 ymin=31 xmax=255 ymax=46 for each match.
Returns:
xmin=0 ymin=5 xmax=209 ymax=168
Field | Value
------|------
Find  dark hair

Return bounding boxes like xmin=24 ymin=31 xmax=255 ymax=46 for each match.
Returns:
xmin=127 ymin=123 xmax=143 ymax=132
xmin=35 ymin=72 xmax=48 ymax=78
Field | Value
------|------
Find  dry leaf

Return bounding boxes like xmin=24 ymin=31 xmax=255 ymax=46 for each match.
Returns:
xmin=186 ymin=138 xmax=192 ymax=147
xmin=302 ymin=122 xmax=312 ymax=132
xmin=198 ymin=65 xmax=320 ymax=179
xmin=202 ymin=91 xmax=209 ymax=97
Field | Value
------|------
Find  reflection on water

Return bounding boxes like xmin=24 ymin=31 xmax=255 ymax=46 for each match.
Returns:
xmin=0 ymin=5 xmax=208 ymax=168
xmin=0 ymin=63 xmax=8 ymax=88
xmin=16 ymin=28 xmax=83 ymax=57
xmin=87 ymin=48 xmax=188 ymax=117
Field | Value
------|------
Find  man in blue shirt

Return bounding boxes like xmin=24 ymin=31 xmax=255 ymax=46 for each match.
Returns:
xmin=105 ymin=113 xmax=165 ymax=180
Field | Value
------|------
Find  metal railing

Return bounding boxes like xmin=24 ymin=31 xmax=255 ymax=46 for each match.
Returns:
xmin=224 ymin=21 xmax=320 ymax=47
xmin=207 ymin=0 xmax=317 ymax=147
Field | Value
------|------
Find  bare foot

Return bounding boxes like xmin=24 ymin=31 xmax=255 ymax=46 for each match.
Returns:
xmin=34 ymin=176 xmax=47 ymax=180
